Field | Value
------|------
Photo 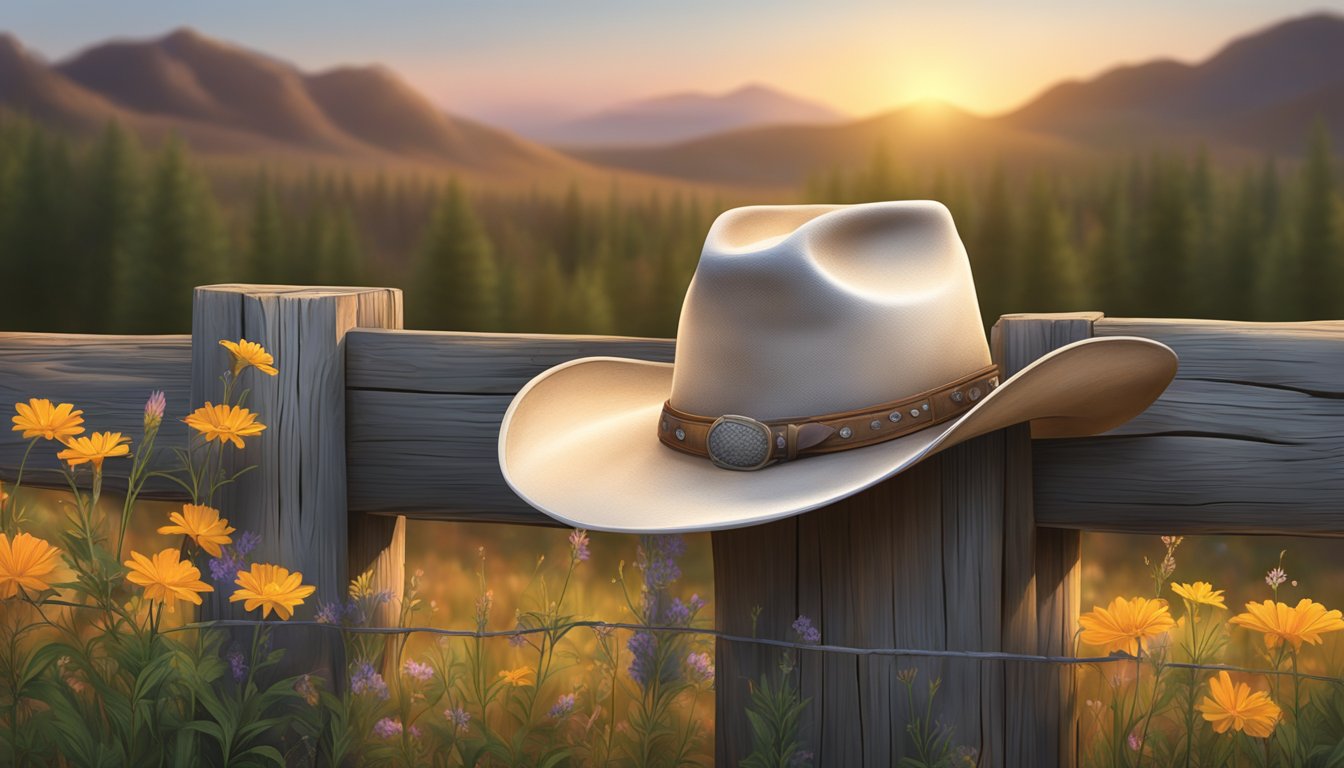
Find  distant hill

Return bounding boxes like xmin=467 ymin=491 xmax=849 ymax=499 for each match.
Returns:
xmin=2 ymin=28 xmax=584 ymax=180
xmin=571 ymin=12 xmax=1344 ymax=185
xmin=519 ymin=84 xmax=847 ymax=147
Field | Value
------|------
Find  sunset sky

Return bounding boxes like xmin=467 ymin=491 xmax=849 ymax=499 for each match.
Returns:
xmin=9 ymin=0 xmax=1343 ymax=123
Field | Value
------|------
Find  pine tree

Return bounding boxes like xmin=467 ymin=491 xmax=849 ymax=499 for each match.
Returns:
xmin=79 ymin=122 xmax=143 ymax=331
xmin=1298 ymin=120 xmax=1338 ymax=319
xmin=0 ymin=126 xmax=77 ymax=330
xmin=969 ymin=165 xmax=1017 ymax=318
xmin=246 ymin=171 xmax=287 ymax=283
xmin=410 ymin=180 xmax=499 ymax=330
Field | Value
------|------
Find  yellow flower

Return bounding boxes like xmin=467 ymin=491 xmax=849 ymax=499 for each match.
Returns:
xmin=157 ymin=504 xmax=235 ymax=558
xmin=1171 ymin=581 xmax=1227 ymax=610
xmin=230 ymin=563 xmax=316 ymax=620
xmin=185 ymin=403 xmax=266 ymax=449
xmin=220 ymin=339 xmax=278 ymax=377
xmin=124 ymin=548 xmax=214 ymax=613
xmin=498 ymin=666 xmax=535 ymax=686
xmin=1196 ymin=670 xmax=1281 ymax=738
xmin=0 ymin=532 xmax=63 ymax=598
xmin=12 ymin=398 xmax=85 ymax=441
xmin=1230 ymin=598 xmax=1344 ymax=651
xmin=56 ymin=432 xmax=131 ymax=469
xmin=1079 ymin=596 xmax=1176 ymax=655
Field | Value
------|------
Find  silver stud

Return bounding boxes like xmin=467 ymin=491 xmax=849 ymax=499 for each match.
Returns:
xmin=951 ymin=391 xmax=964 ymax=403
xmin=888 ymin=411 xmax=902 ymax=422
xmin=661 ymin=419 xmax=669 ymax=431
xmin=776 ymin=434 xmax=786 ymax=449
xmin=989 ymin=376 xmax=1000 ymax=389
xmin=675 ymin=428 xmax=686 ymax=441
xmin=870 ymin=419 xmax=882 ymax=430
xmin=839 ymin=426 xmax=853 ymax=439
xmin=969 ymin=387 xmax=982 ymax=401
xmin=922 ymin=403 xmax=929 ymax=411
xmin=910 ymin=408 xmax=920 ymax=418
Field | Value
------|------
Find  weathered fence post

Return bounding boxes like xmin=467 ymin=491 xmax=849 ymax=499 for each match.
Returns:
xmin=712 ymin=312 xmax=1096 ymax=768
xmin=190 ymin=284 xmax=405 ymax=663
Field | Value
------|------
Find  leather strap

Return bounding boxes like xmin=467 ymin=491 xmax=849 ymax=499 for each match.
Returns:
xmin=658 ymin=364 xmax=1000 ymax=470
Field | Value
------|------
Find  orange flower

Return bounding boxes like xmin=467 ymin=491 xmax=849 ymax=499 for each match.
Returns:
xmin=1171 ymin=581 xmax=1227 ymax=610
xmin=220 ymin=339 xmax=278 ymax=376
xmin=56 ymin=432 xmax=131 ymax=469
xmin=157 ymin=504 xmax=235 ymax=558
xmin=1230 ymin=598 xmax=1344 ymax=651
xmin=1079 ymin=596 xmax=1175 ymax=655
xmin=230 ymin=563 xmax=315 ymax=620
xmin=124 ymin=548 xmax=213 ymax=613
xmin=0 ymin=532 xmax=63 ymax=598
xmin=184 ymin=403 xmax=266 ymax=449
xmin=498 ymin=666 xmax=535 ymax=686
xmin=12 ymin=398 xmax=85 ymax=441
xmin=1196 ymin=671 xmax=1281 ymax=738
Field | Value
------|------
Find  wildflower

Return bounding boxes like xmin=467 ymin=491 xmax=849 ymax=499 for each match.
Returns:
xmin=229 ymin=563 xmax=315 ymax=620
xmin=124 ymin=548 xmax=213 ymax=613
xmin=314 ymin=601 xmax=345 ymax=625
xmin=498 ymin=666 xmax=535 ymax=686
xmin=295 ymin=674 xmax=320 ymax=706
xmin=227 ymin=649 xmax=248 ymax=683
xmin=220 ymin=338 xmax=278 ymax=376
xmin=628 ymin=631 xmax=658 ymax=690
xmin=185 ymin=403 xmax=266 ymax=449
xmin=666 ymin=597 xmax=693 ymax=625
xmin=445 ymin=705 xmax=471 ymax=734
xmin=1078 ymin=596 xmax=1175 ymax=655
xmin=687 ymin=651 xmax=715 ymax=684
xmin=1230 ymin=598 xmax=1344 ymax=651
xmin=403 ymin=659 xmax=433 ymax=682
xmin=158 ymin=504 xmax=235 ymax=557
xmin=569 ymin=529 xmax=591 ymax=562
xmin=12 ymin=398 xmax=84 ymax=441
xmin=1128 ymin=731 xmax=1142 ymax=751
xmin=373 ymin=717 xmax=403 ymax=739
xmin=235 ymin=530 xmax=260 ymax=556
xmin=350 ymin=661 xmax=389 ymax=699
xmin=509 ymin=620 xmax=528 ymax=647
xmin=57 ymin=432 xmax=131 ymax=469
xmin=1265 ymin=567 xmax=1287 ymax=590
xmin=1171 ymin=581 xmax=1227 ymax=610
xmin=143 ymin=391 xmax=166 ymax=431
xmin=549 ymin=692 xmax=577 ymax=719
xmin=0 ymin=532 xmax=62 ymax=598
xmin=637 ymin=535 xmax=686 ymax=591
xmin=475 ymin=589 xmax=493 ymax=628
xmin=1196 ymin=670 xmax=1281 ymax=737
xmin=792 ymin=615 xmax=822 ymax=645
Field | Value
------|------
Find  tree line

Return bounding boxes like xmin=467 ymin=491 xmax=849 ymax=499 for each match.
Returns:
xmin=0 ymin=114 xmax=1340 ymax=337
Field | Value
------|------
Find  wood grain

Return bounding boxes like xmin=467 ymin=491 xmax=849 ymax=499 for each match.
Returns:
xmin=0 ymin=333 xmax=192 ymax=497
xmin=1035 ymin=317 xmax=1344 ymax=535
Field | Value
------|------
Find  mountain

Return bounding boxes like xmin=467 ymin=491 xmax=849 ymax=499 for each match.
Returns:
xmin=571 ymin=12 xmax=1344 ymax=186
xmin=2 ymin=28 xmax=582 ymax=179
xmin=519 ymin=84 xmax=847 ymax=147
xmin=1001 ymin=12 xmax=1344 ymax=153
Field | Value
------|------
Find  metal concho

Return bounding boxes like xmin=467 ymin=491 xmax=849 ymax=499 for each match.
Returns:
xmin=706 ymin=415 xmax=774 ymax=471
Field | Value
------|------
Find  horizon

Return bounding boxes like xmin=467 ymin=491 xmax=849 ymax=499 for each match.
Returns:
xmin=7 ymin=1 xmax=1344 ymax=128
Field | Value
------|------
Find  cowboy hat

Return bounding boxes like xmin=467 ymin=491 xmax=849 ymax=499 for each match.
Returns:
xmin=498 ymin=201 xmax=1176 ymax=533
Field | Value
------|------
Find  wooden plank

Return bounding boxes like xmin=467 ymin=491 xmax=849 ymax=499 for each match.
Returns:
xmin=0 ymin=333 xmax=192 ymax=497
xmin=1035 ymin=317 xmax=1344 ymax=534
xmin=192 ymin=284 xmax=403 ymax=677
xmin=345 ymin=328 xmax=674 ymax=394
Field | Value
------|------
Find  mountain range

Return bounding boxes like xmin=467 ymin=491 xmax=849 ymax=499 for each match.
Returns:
xmin=1 ymin=12 xmax=1342 ymax=188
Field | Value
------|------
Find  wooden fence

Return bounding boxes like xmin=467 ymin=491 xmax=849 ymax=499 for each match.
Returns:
xmin=1 ymin=284 xmax=1340 ymax=767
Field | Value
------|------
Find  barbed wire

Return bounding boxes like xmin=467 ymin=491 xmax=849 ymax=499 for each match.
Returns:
xmin=24 ymin=599 xmax=1344 ymax=686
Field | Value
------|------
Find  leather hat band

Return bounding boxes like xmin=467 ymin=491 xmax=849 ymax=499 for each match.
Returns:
xmin=657 ymin=364 xmax=1001 ymax=470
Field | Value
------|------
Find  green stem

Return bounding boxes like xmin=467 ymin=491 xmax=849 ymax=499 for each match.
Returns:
xmin=4 ymin=438 xmax=38 ymax=532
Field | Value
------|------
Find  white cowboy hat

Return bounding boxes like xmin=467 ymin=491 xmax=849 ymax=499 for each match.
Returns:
xmin=498 ymin=201 xmax=1176 ymax=533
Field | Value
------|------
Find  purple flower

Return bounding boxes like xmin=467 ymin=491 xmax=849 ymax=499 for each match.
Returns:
xmin=409 ymin=724 xmax=423 ymax=740
xmin=235 ymin=530 xmax=260 ymax=557
xmin=549 ymin=692 xmax=577 ymax=719
xmin=143 ymin=391 xmax=166 ymax=431
xmin=509 ymin=622 xmax=528 ymax=648
xmin=445 ymin=705 xmax=471 ymax=734
xmin=227 ymin=649 xmax=247 ymax=683
xmin=792 ymin=615 xmax=821 ymax=645
xmin=686 ymin=651 xmax=714 ymax=684
xmin=350 ymin=661 xmax=389 ymax=700
xmin=628 ymin=631 xmax=658 ymax=690
xmin=372 ymin=717 xmax=403 ymax=739
xmin=403 ymin=659 xmax=433 ymax=682
xmin=569 ymin=529 xmax=591 ymax=563
xmin=315 ymin=601 xmax=344 ymax=625
xmin=666 ymin=597 xmax=691 ymax=626
xmin=638 ymin=535 xmax=686 ymax=592
xmin=208 ymin=530 xmax=261 ymax=585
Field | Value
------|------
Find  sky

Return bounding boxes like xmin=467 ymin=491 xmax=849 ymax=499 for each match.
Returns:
xmin=7 ymin=1 xmax=1344 ymax=124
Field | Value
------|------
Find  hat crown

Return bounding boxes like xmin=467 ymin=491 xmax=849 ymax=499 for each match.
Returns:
xmin=668 ymin=201 xmax=991 ymax=420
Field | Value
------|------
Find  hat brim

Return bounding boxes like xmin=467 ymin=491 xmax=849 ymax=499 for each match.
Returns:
xmin=498 ymin=336 xmax=1176 ymax=533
